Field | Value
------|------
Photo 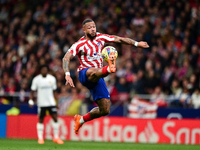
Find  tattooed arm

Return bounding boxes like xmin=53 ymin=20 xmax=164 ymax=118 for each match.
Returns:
xmin=114 ymin=36 xmax=149 ymax=48
xmin=62 ymin=52 xmax=75 ymax=87
xmin=63 ymin=51 xmax=72 ymax=73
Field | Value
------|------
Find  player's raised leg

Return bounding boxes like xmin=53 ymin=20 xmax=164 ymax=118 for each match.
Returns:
xmin=74 ymin=98 xmax=110 ymax=134
xmin=74 ymin=56 xmax=115 ymax=134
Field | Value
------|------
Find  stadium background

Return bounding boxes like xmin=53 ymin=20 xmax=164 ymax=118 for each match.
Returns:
xmin=0 ymin=0 xmax=200 ymax=146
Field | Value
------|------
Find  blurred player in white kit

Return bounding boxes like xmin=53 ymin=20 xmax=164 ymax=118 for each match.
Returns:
xmin=29 ymin=65 xmax=64 ymax=144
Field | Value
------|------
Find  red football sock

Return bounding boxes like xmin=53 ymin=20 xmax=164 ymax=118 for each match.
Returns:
xmin=102 ymin=66 xmax=110 ymax=75
xmin=83 ymin=113 xmax=92 ymax=122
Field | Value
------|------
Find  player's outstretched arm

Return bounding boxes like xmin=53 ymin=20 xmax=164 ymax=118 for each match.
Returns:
xmin=114 ymin=36 xmax=149 ymax=48
xmin=62 ymin=52 xmax=75 ymax=87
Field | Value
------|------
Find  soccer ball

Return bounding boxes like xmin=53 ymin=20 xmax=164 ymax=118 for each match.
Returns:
xmin=101 ymin=46 xmax=118 ymax=62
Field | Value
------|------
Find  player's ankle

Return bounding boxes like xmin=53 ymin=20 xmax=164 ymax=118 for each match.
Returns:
xmin=102 ymin=66 xmax=110 ymax=75
xmin=38 ymin=138 xmax=44 ymax=140
xmin=79 ymin=116 xmax=85 ymax=124
xmin=82 ymin=113 xmax=92 ymax=122
xmin=107 ymin=66 xmax=111 ymax=73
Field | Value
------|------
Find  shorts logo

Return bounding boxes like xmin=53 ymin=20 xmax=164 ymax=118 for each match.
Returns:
xmin=52 ymin=108 xmax=57 ymax=112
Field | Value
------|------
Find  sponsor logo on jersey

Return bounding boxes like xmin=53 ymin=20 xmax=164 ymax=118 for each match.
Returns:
xmin=39 ymin=86 xmax=52 ymax=89
xmin=87 ymin=53 xmax=101 ymax=60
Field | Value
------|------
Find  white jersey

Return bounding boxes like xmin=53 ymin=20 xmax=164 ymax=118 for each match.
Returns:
xmin=31 ymin=74 xmax=57 ymax=107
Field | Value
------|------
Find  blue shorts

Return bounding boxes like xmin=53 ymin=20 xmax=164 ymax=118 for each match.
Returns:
xmin=79 ymin=68 xmax=110 ymax=101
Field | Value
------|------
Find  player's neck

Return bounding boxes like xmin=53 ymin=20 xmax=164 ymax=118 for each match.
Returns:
xmin=85 ymin=36 xmax=92 ymax=41
xmin=41 ymin=74 xmax=47 ymax=78
xmin=85 ymin=35 xmax=96 ymax=41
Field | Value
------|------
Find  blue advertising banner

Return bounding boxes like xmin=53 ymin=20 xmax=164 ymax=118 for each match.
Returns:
xmin=157 ymin=108 xmax=200 ymax=119
xmin=0 ymin=104 xmax=37 ymax=114
xmin=0 ymin=114 xmax=7 ymax=138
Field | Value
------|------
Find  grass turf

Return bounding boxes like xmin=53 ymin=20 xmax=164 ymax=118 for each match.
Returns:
xmin=0 ymin=138 xmax=199 ymax=150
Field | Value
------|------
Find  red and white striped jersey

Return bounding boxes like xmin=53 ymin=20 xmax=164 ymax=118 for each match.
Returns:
xmin=68 ymin=32 xmax=115 ymax=71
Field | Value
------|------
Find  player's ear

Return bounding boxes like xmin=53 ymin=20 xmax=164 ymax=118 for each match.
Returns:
xmin=82 ymin=27 xmax=86 ymax=34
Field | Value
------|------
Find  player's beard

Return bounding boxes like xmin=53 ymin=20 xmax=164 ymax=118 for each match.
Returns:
xmin=87 ymin=32 xmax=96 ymax=40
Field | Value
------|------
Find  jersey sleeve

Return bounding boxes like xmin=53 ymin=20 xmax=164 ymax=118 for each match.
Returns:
xmin=52 ymin=77 xmax=57 ymax=90
xmin=31 ymin=78 xmax=37 ymax=91
xmin=68 ymin=43 xmax=78 ymax=56
xmin=98 ymin=34 xmax=115 ymax=42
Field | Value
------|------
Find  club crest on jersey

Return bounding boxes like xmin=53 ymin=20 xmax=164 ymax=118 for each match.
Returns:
xmin=97 ymin=42 xmax=103 ymax=50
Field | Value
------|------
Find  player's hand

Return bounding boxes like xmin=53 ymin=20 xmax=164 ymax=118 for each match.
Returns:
xmin=138 ymin=41 xmax=149 ymax=48
xmin=65 ymin=75 xmax=75 ymax=87
xmin=28 ymin=99 xmax=34 ymax=108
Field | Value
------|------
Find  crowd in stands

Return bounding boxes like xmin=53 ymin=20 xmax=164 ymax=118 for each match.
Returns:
xmin=0 ymin=0 xmax=200 ymax=112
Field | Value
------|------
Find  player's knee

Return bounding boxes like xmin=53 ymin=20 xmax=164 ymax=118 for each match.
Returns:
xmin=87 ymin=68 xmax=98 ymax=77
xmin=90 ymin=72 xmax=96 ymax=78
xmin=52 ymin=117 xmax=57 ymax=122
xmin=101 ymin=109 xmax=110 ymax=116
xmin=90 ymin=70 xmax=98 ymax=77
xmin=39 ymin=118 xmax=44 ymax=123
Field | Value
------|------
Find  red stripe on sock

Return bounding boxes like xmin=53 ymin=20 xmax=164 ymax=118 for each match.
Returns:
xmin=102 ymin=66 xmax=109 ymax=75
xmin=83 ymin=113 xmax=92 ymax=122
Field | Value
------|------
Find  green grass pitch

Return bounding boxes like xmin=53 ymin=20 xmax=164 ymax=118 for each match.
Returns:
xmin=0 ymin=138 xmax=199 ymax=150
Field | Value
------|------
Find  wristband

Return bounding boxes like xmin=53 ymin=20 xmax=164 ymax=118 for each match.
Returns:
xmin=65 ymin=72 xmax=70 ymax=76
xmin=28 ymin=99 xmax=34 ymax=105
xmin=134 ymin=41 xmax=139 ymax=47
